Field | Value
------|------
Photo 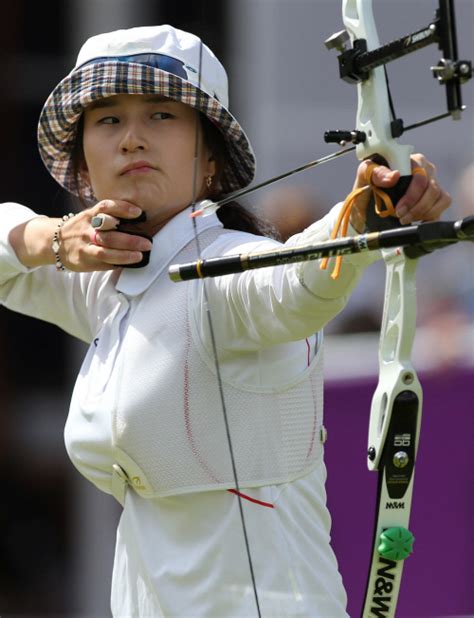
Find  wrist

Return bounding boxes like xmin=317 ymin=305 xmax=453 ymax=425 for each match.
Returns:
xmin=51 ymin=213 xmax=76 ymax=271
xmin=9 ymin=216 xmax=60 ymax=268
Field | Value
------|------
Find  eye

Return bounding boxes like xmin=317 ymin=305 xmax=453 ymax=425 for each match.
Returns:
xmin=151 ymin=111 xmax=173 ymax=120
xmin=98 ymin=116 xmax=119 ymax=125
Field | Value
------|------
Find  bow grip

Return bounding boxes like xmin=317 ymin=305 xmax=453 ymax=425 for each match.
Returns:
xmin=365 ymin=175 xmax=412 ymax=232
xmin=365 ymin=154 xmax=412 ymax=232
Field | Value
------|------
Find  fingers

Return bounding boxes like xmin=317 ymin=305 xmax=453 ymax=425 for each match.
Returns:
xmin=395 ymin=172 xmax=430 ymax=223
xmin=395 ymin=155 xmax=451 ymax=224
xmin=368 ymin=165 xmax=401 ymax=188
xmin=92 ymin=199 xmax=144 ymax=222
xmin=91 ymin=229 xmax=152 ymax=254
xmin=88 ymin=244 xmax=148 ymax=267
xmin=398 ymin=178 xmax=451 ymax=224
xmin=88 ymin=199 xmax=151 ymax=266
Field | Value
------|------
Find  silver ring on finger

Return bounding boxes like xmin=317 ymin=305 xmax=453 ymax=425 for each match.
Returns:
xmin=91 ymin=214 xmax=107 ymax=229
xmin=91 ymin=213 xmax=120 ymax=231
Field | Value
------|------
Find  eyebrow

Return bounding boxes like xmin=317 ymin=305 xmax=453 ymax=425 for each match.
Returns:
xmin=87 ymin=95 xmax=173 ymax=110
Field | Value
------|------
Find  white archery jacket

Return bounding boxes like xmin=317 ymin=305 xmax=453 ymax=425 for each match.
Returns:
xmin=0 ymin=202 xmax=379 ymax=501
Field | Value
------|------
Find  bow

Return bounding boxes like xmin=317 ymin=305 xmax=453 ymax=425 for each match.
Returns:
xmin=331 ymin=1 xmax=426 ymax=615
xmin=325 ymin=2 xmax=470 ymax=616
xmin=175 ymin=1 xmax=472 ymax=616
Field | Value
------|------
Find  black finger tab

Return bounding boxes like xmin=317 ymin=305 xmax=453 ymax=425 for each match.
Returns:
xmin=117 ymin=211 xmax=152 ymax=268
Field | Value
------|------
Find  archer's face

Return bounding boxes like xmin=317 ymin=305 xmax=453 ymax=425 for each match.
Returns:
xmin=82 ymin=94 xmax=215 ymax=234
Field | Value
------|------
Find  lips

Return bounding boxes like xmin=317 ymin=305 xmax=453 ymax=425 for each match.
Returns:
xmin=120 ymin=160 xmax=156 ymax=175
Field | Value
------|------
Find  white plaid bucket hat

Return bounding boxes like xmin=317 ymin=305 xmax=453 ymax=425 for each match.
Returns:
xmin=37 ymin=25 xmax=256 ymax=201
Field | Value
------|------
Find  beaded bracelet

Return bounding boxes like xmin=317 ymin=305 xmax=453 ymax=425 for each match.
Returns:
xmin=51 ymin=213 xmax=75 ymax=271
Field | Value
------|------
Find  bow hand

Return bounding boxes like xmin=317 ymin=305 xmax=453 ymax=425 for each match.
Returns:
xmin=350 ymin=154 xmax=452 ymax=233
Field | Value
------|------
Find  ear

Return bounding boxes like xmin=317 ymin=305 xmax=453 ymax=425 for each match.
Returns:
xmin=206 ymin=153 xmax=217 ymax=178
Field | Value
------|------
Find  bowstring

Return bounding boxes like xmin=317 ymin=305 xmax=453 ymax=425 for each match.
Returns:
xmin=189 ymin=37 xmax=262 ymax=618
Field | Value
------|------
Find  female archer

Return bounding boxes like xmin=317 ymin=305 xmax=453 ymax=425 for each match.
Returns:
xmin=0 ymin=25 xmax=450 ymax=617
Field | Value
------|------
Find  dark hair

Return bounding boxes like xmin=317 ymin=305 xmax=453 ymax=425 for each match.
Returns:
xmin=199 ymin=115 xmax=276 ymax=237
xmin=71 ymin=110 xmax=276 ymax=238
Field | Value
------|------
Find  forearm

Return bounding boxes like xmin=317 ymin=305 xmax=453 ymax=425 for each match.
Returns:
xmin=193 ymin=205 xmax=381 ymax=350
xmin=8 ymin=216 xmax=58 ymax=269
xmin=0 ymin=203 xmax=119 ymax=343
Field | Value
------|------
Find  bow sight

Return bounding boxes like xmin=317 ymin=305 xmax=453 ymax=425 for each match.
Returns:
xmin=324 ymin=0 xmax=472 ymax=146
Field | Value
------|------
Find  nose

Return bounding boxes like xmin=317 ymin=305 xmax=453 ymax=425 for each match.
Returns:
xmin=119 ymin=123 xmax=147 ymax=153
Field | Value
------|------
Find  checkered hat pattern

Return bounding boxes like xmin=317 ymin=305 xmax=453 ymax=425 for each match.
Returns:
xmin=37 ymin=26 xmax=256 ymax=201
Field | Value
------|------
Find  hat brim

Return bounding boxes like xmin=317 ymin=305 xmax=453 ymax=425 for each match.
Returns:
xmin=37 ymin=61 xmax=256 ymax=201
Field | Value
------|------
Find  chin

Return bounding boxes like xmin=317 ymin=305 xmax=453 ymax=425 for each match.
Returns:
xmin=109 ymin=187 xmax=159 ymax=210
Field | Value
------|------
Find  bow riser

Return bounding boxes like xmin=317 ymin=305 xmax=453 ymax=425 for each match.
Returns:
xmin=367 ymin=253 xmax=422 ymax=471
xmin=342 ymin=0 xmax=413 ymax=174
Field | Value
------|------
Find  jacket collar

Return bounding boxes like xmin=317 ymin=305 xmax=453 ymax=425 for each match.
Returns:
xmin=116 ymin=203 xmax=222 ymax=296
